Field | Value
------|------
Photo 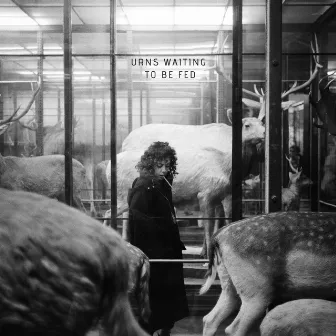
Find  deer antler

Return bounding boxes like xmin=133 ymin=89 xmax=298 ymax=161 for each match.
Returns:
xmin=212 ymin=33 xmax=262 ymax=100
xmin=285 ymin=154 xmax=301 ymax=174
xmin=282 ymin=33 xmax=323 ymax=100
xmin=18 ymin=116 xmax=38 ymax=131
xmin=0 ymin=76 xmax=41 ymax=129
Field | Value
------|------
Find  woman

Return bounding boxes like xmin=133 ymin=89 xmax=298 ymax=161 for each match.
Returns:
xmin=127 ymin=141 xmax=189 ymax=336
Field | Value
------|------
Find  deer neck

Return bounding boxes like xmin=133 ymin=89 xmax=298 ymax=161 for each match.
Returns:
xmin=288 ymin=182 xmax=299 ymax=196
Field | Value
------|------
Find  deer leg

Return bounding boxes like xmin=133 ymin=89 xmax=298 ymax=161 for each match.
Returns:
xmin=222 ymin=194 xmax=232 ymax=225
xmin=203 ymin=278 xmax=240 ymax=336
xmin=200 ymin=237 xmax=207 ymax=259
xmin=214 ymin=204 xmax=224 ymax=233
xmin=224 ymin=248 xmax=272 ymax=336
xmin=224 ymin=296 xmax=269 ymax=336
xmin=197 ymin=193 xmax=215 ymax=259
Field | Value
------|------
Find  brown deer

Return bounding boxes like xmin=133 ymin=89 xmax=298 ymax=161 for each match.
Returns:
xmin=200 ymin=211 xmax=336 ymax=336
xmin=0 ymin=187 xmax=149 ymax=336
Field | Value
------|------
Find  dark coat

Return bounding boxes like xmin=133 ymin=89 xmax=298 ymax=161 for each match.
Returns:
xmin=127 ymin=174 xmax=189 ymax=333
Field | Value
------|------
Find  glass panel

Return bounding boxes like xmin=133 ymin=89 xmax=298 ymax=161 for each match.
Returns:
xmin=114 ymin=1 xmax=237 ymax=332
xmin=0 ymin=56 xmax=53 ymax=150
xmin=71 ymin=56 xmax=110 ymax=216
xmin=117 ymin=1 xmax=233 ymax=54
xmin=73 ymin=32 xmax=110 ymax=54
xmin=318 ymin=15 xmax=336 ymax=211
xmin=2 ymin=1 xmax=336 ymax=335
xmin=283 ymin=5 xmax=332 ymax=24
xmin=242 ymin=54 xmax=265 ymax=217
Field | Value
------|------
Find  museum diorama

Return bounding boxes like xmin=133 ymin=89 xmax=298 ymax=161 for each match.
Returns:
xmin=0 ymin=0 xmax=335 ymax=335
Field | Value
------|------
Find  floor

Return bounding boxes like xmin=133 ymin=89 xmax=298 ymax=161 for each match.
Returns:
xmin=172 ymin=315 xmax=261 ymax=336
xmin=88 ymin=314 xmax=261 ymax=336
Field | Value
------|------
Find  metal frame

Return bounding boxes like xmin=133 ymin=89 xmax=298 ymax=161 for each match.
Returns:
xmin=231 ymin=0 xmax=243 ymax=221
xmin=3 ymin=1 xmax=332 ymax=219
xmin=92 ymin=90 xmax=97 ymax=201
xmin=216 ymin=31 xmax=226 ymax=124
xmin=109 ymin=0 xmax=118 ymax=230
xmin=36 ymin=30 xmax=44 ymax=156
xmin=265 ymin=0 xmax=283 ymax=213
xmin=311 ymin=2 xmax=336 ymax=211
xmin=64 ymin=0 xmax=74 ymax=207
xmin=127 ymin=30 xmax=133 ymax=133
xmin=12 ymin=89 xmax=19 ymax=157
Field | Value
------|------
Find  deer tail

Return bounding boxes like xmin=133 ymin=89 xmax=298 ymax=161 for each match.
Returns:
xmin=199 ymin=239 xmax=219 ymax=295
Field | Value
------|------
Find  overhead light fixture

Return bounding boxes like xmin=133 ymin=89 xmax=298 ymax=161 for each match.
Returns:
xmin=0 ymin=46 xmax=25 ymax=50
xmin=0 ymin=17 xmax=37 ymax=26
xmin=18 ymin=71 xmax=36 ymax=75
xmin=25 ymin=45 xmax=63 ymax=50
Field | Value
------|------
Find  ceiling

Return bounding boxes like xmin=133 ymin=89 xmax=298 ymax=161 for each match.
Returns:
xmin=0 ymin=1 xmax=335 ymax=91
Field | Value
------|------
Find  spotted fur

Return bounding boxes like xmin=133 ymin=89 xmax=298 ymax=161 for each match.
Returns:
xmin=200 ymin=211 xmax=336 ymax=336
xmin=0 ymin=188 xmax=149 ymax=336
xmin=260 ymin=299 xmax=336 ymax=336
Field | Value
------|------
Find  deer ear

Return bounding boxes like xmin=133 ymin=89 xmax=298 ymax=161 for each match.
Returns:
xmin=227 ymin=109 xmax=232 ymax=124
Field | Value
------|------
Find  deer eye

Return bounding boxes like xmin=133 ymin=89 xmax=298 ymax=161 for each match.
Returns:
xmin=245 ymin=124 xmax=250 ymax=128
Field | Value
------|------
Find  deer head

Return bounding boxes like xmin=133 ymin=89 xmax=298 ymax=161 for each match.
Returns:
xmin=286 ymin=154 xmax=313 ymax=188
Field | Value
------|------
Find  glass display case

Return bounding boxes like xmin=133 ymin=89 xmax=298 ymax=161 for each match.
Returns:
xmin=0 ymin=1 xmax=335 ymax=335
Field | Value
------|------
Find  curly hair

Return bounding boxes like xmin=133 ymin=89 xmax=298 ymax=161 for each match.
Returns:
xmin=136 ymin=141 xmax=178 ymax=177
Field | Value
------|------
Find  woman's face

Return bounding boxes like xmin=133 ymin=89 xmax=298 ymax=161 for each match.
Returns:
xmin=154 ymin=158 xmax=171 ymax=178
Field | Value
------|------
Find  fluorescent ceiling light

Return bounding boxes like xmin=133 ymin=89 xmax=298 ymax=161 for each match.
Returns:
xmin=0 ymin=46 xmax=24 ymax=50
xmin=25 ymin=45 xmax=63 ymax=50
xmin=0 ymin=50 xmax=30 ymax=55
xmin=0 ymin=17 xmax=37 ymax=26
xmin=45 ymin=75 xmax=64 ymax=78
xmin=18 ymin=71 xmax=36 ymax=75
xmin=74 ymin=71 xmax=92 ymax=75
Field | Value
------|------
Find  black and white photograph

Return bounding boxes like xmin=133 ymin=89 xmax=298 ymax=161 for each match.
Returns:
xmin=0 ymin=0 xmax=335 ymax=335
